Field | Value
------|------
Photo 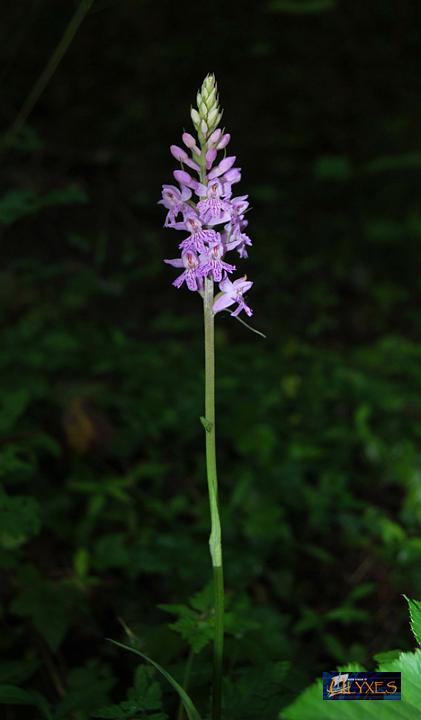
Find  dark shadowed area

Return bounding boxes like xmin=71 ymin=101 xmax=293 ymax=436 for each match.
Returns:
xmin=1 ymin=1 xmax=421 ymax=718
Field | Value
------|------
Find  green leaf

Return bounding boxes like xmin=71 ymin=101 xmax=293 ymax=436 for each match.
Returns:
xmin=365 ymin=153 xmax=421 ymax=173
xmin=0 ymin=659 xmax=39 ymax=684
xmin=281 ymin=651 xmax=421 ymax=718
xmin=268 ymin=0 xmax=336 ymax=13
xmin=0 ymin=488 xmax=41 ymax=548
xmin=40 ymin=184 xmax=89 ymax=208
xmin=74 ymin=547 xmax=90 ymax=580
xmin=224 ymin=595 xmax=261 ymax=639
xmin=169 ymin=614 xmax=213 ymax=654
xmin=161 ymin=587 xmax=260 ymax=653
xmin=93 ymin=666 xmax=167 ymax=719
xmin=379 ymin=650 xmax=421 ymax=711
xmin=313 ymin=155 xmax=352 ymax=181
xmin=7 ymin=125 xmax=43 ymax=152
xmin=93 ymin=703 xmax=166 ymax=719
xmin=224 ymin=662 xmax=289 ymax=720
xmin=0 ymin=389 xmax=30 ymax=434
xmin=189 ymin=583 xmax=214 ymax=612
xmin=404 ymin=596 xmax=421 ymax=646
xmin=55 ymin=660 xmax=115 ymax=718
xmin=372 ymin=649 xmax=402 ymax=665
xmin=0 ymin=685 xmax=51 ymax=719
xmin=11 ymin=567 xmax=84 ymax=651
xmin=108 ymin=639 xmax=202 ymax=720
xmin=0 ymin=444 xmax=34 ymax=480
xmin=93 ymin=533 xmax=130 ymax=571
xmin=159 ymin=585 xmax=214 ymax=653
xmin=0 ymin=184 xmax=88 ymax=225
xmin=93 ymin=705 xmax=135 ymax=719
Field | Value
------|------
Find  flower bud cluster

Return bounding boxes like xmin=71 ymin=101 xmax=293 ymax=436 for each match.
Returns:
xmin=190 ymin=74 xmax=222 ymax=143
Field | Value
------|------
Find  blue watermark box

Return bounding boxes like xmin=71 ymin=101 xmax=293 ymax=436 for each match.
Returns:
xmin=323 ymin=671 xmax=401 ymax=700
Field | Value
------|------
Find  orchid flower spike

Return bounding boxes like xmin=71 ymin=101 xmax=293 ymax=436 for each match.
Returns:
xmin=160 ymin=74 xmax=254 ymax=318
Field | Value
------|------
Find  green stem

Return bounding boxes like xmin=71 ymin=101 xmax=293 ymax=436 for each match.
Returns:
xmin=177 ymin=649 xmax=194 ymax=720
xmin=4 ymin=0 xmax=95 ymax=148
xmin=203 ymin=276 xmax=224 ymax=720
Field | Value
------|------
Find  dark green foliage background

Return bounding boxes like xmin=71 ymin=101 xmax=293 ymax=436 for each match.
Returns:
xmin=1 ymin=0 xmax=421 ymax=717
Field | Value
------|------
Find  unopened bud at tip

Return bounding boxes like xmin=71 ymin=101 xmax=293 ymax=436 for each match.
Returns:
xmin=190 ymin=108 xmax=200 ymax=127
xmin=208 ymin=107 xmax=219 ymax=127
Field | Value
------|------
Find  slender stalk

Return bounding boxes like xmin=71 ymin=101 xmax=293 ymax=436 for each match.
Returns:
xmin=177 ymin=649 xmax=194 ymax=720
xmin=3 ymin=0 xmax=94 ymax=148
xmin=203 ymin=276 xmax=224 ymax=720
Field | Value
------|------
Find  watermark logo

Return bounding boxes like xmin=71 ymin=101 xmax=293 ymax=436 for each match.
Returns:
xmin=323 ymin=671 xmax=401 ymax=700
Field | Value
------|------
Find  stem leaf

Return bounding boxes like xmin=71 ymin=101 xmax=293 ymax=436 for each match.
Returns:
xmin=200 ymin=416 xmax=213 ymax=433
xmin=107 ymin=639 xmax=203 ymax=720
xmin=404 ymin=595 xmax=421 ymax=647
